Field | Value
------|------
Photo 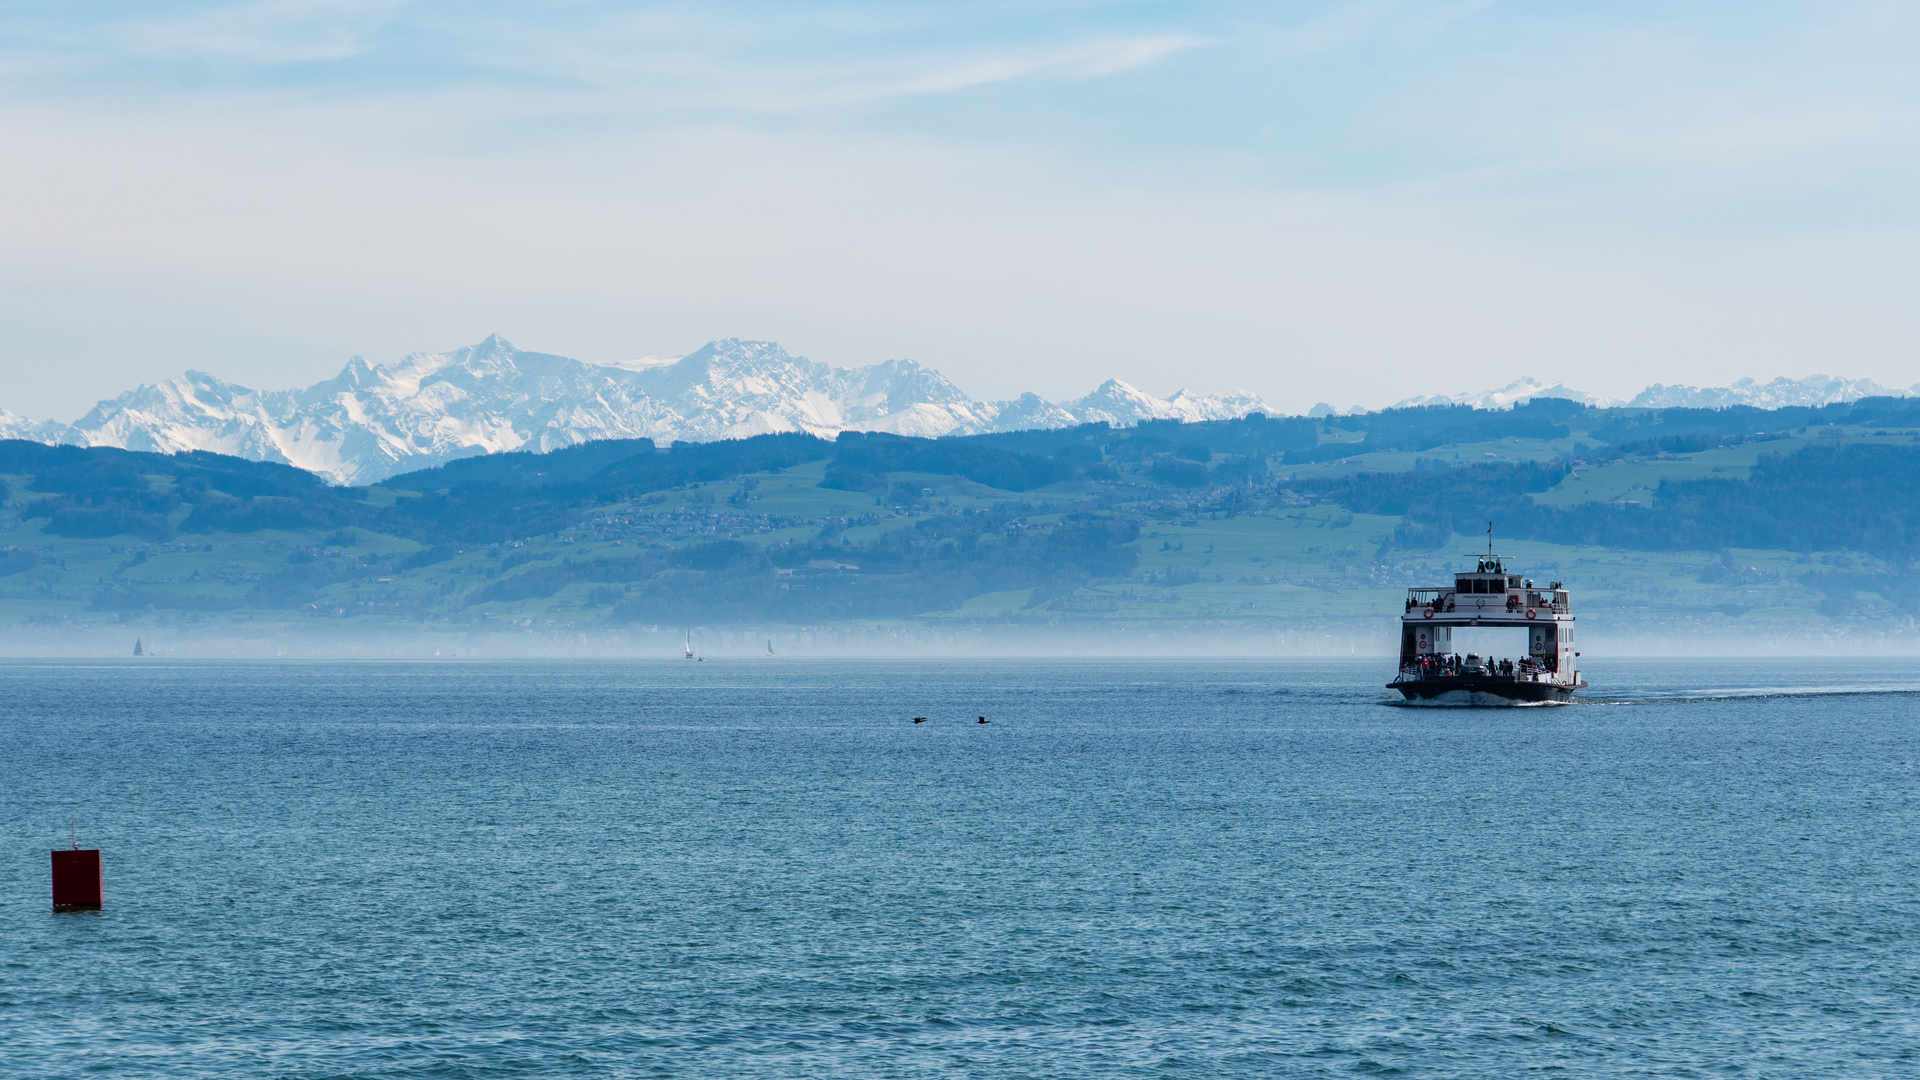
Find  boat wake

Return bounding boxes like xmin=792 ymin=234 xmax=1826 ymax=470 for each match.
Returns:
xmin=1579 ymin=685 xmax=1920 ymax=706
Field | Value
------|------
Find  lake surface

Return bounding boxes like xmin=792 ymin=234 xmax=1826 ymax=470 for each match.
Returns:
xmin=3 ymin=657 xmax=1918 ymax=1077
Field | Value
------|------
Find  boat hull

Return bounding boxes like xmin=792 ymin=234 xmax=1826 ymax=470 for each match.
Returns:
xmin=1388 ymin=675 xmax=1576 ymax=703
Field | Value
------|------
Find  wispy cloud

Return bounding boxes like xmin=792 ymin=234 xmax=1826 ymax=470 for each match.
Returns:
xmin=3 ymin=0 xmax=405 ymax=65
xmin=0 ymin=2 xmax=1207 ymax=117
xmin=873 ymin=34 xmax=1208 ymax=100
xmin=3 ymin=1 xmax=1920 ymax=419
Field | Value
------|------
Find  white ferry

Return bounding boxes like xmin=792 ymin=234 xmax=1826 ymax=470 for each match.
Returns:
xmin=1388 ymin=551 xmax=1584 ymax=703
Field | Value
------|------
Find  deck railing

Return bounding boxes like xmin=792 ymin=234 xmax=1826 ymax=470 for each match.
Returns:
xmin=1404 ymin=589 xmax=1570 ymax=614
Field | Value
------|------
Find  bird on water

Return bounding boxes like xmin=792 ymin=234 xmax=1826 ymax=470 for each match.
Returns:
xmin=912 ymin=717 xmax=926 ymax=723
xmin=977 ymin=716 xmax=989 ymax=724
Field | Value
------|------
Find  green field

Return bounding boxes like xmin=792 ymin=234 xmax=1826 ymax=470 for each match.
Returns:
xmin=0 ymin=450 xmax=1872 ymax=636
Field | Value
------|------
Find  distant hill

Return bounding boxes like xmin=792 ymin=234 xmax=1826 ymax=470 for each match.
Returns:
xmin=7 ymin=395 xmax=1920 ymax=632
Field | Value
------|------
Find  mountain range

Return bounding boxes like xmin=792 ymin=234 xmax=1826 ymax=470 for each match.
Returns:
xmin=0 ymin=337 xmax=1267 ymax=485
xmin=1 ymin=334 xmax=1912 ymax=485
xmin=1390 ymin=374 xmax=1920 ymax=412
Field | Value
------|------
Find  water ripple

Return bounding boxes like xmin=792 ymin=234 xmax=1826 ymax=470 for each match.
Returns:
xmin=2 ymin=657 xmax=1918 ymax=1077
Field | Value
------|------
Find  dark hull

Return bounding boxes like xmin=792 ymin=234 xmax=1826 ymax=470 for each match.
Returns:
xmin=1388 ymin=675 xmax=1576 ymax=702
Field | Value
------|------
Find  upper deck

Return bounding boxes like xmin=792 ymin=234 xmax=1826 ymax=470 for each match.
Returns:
xmin=1402 ymin=556 xmax=1570 ymax=619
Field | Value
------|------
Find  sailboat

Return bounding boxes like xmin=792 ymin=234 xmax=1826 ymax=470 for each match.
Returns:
xmin=684 ymin=630 xmax=695 ymax=660
xmin=133 ymin=638 xmax=144 ymax=657
xmin=767 ymin=638 xmax=774 ymax=656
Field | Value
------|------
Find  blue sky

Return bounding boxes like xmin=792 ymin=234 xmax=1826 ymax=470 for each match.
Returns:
xmin=2 ymin=1 xmax=1917 ymax=416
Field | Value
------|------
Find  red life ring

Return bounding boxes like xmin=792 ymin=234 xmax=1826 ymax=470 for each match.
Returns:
xmin=1424 ymin=609 xmax=1434 ymax=618
xmin=1526 ymin=608 xmax=1537 ymax=619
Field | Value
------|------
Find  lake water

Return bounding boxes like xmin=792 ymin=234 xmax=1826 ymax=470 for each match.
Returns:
xmin=3 ymin=657 xmax=1918 ymax=1077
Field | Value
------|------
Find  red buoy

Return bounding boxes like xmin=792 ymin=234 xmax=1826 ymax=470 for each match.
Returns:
xmin=52 ymin=821 xmax=102 ymax=911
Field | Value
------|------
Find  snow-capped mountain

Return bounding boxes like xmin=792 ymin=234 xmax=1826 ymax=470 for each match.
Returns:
xmin=1626 ymin=375 xmax=1918 ymax=409
xmin=59 ymin=338 xmax=681 ymax=485
xmin=621 ymin=340 xmax=999 ymax=441
xmin=12 ymin=337 xmax=1272 ymax=485
xmin=1063 ymin=380 xmax=1269 ymax=427
xmin=1392 ymin=373 xmax=1920 ymax=413
xmin=22 ymin=335 xmax=1906 ymax=488
xmin=1391 ymin=377 xmax=1620 ymax=411
xmin=0 ymin=408 xmax=64 ymax=442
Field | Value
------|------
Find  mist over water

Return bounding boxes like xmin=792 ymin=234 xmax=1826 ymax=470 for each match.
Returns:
xmin=4 ymin=658 xmax=1918 ymax=1077
xmin=4 ymin=624 xmax=1917 ymax=662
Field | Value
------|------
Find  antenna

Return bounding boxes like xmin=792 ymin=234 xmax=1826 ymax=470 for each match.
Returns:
xmin=1487 ymin=521 xmax=1494 ymax=557
xmin=70 ymin=816 xmax=77 ymax=851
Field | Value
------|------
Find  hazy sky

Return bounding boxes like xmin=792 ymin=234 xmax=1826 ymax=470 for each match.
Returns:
xmin=3 ymin=1 xmax=1918 ymax=419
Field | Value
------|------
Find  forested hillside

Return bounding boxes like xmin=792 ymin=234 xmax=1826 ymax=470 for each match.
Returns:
xmin=6 ymin=394 xmax=1920 ymax=632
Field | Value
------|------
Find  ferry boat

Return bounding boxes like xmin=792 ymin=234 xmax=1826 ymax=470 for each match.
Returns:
xmin=1388 ymin=551 xmax=1585 ymax=703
